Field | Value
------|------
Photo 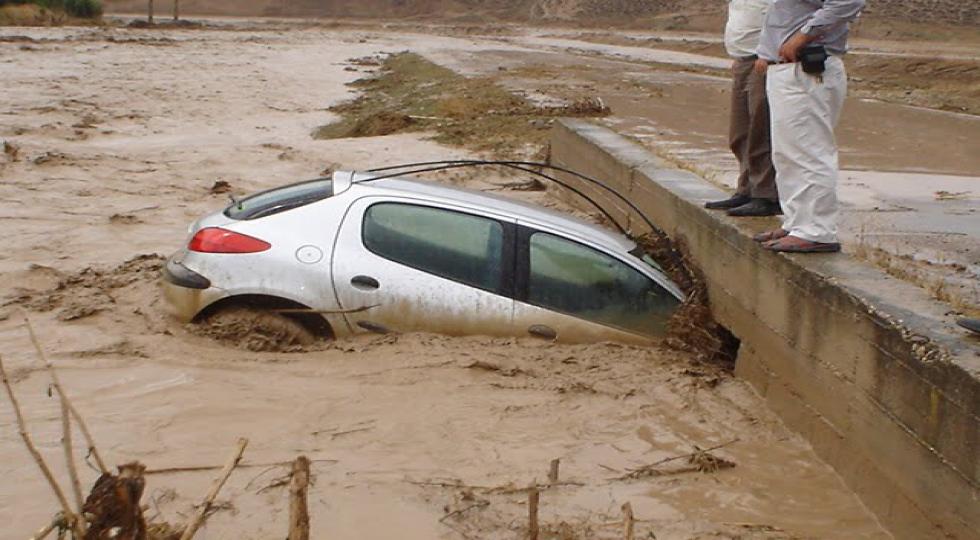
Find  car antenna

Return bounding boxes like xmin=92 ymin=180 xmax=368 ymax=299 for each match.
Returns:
xmin=228 ymin=193 xmax=243 ymax=210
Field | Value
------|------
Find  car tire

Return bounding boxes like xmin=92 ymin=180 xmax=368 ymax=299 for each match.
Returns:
xmin=197 ymin=306 xmax=318 ymax=352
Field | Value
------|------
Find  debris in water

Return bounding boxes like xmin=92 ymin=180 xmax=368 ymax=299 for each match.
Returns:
xmin=2 ymin=139 xmax=19 ymax=161
xmin=83 ymin=462 xmax=149 ymax=540
xmin=464 ymin=360 xmax=529 ymax=377
xmin=934 ymin=190 xmax=969 ymax=201
xmin=209 ymin=180 xmax=232 ymax=194
xmin=616 ymin=438 xmax=739 ymax=479
xmin=109 ymin=213 xmax=143 ymax=225
xmin=635 ymin=233 xmax=740 ymax=366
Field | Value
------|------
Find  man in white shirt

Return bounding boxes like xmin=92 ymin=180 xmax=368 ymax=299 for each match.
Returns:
xmin=705 ymin=0 xmax=780 ymax=217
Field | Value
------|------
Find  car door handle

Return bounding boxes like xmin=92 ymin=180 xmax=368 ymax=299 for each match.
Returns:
xmin=528 ymin=324 xmax=557 ymax=340
xmin=351 ymin=275 xmax=380 ymax=290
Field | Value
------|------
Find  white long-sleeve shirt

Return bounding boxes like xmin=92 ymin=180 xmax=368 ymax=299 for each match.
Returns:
xmin=756 ymin=0 xmax=866 ymax=61
xmin=725 ymin=0 xmax=773 ymax=58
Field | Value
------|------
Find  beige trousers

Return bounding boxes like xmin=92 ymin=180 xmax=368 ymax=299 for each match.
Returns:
xmin=766 ymin=56 xmax=847 ymax=244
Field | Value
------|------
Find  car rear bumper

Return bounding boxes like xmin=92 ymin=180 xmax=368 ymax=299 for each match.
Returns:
xmin=163 ymin=255 xmax=211 ymax=289
xmin=161 ymin=255 xmax=219 ymax=323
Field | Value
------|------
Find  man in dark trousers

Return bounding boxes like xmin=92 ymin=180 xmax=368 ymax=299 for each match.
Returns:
xmin=705 ymin=0 xmax=781 ymax=217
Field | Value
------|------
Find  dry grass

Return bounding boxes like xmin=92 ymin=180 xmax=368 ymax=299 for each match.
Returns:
xmin=0 ymin=2 xmax=102 ymax=25
xmin=313 ymin=53 xmax=609 ymax=156
xmin=0 ymin=3 xmax=61 ymax=24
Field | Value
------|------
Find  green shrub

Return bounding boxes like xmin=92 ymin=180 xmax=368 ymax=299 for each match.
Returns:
xmin=63 ymin=0 xmax=101 ymax=17
xmin=0 ymin=0 xmax=102 ymax=18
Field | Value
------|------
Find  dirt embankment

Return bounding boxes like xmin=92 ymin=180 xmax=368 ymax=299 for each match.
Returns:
xmin=103 ymin=0 xmax=726 ymax=21
xmin=314 ymin=52 xmax=609 ymax=155
xmin=0 ymin=3 xmax=101 ymax=25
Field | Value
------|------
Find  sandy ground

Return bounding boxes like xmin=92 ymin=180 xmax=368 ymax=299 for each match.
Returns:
xmin=0 ymin=23 xmax=892 ymax=539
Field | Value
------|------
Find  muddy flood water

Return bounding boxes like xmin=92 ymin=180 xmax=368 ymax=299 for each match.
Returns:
xmin=0 ymin=23 xmax=889 ymax=538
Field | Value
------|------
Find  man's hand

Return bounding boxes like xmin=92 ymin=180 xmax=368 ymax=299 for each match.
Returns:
xmin=753 ymin=58 xmax=768 ymax=74
xmin=778 ymin=31 xmax=816 ymax=62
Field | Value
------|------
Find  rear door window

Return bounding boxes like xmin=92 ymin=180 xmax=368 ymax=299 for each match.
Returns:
xmin=526 ymin=232 xmax=680 ymax=336
xmin=362 ymin=203 xmax=505 ymax=293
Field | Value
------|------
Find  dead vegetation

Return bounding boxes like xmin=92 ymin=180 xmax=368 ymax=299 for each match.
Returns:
xmin=0 ymin=316 xmax=313 ymax=540
xmin=313 ymin=53 xmax=610 ymax=155
xmin=614 ymin=438 xmax=738 ymax=480
xmin=635 ymin=233 xmax=740 ymax=367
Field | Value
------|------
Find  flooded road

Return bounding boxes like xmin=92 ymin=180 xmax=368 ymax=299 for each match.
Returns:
xmin=0 ymin=23 xmax=892 ymax=538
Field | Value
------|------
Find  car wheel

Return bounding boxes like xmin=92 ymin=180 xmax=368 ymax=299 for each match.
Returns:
xmin=196 ymin=306 xmax=318 ymax=352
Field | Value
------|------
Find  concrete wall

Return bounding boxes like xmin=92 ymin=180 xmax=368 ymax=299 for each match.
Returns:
xmin=550 ymin=119 xmax=980 ymax=539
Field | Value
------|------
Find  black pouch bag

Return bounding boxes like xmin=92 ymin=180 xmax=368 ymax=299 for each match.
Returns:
xmin=799 ymin=44 xmax=828 ymax=74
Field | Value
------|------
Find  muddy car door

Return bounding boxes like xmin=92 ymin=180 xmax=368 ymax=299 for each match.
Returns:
xmin=511 ymin=225 xmax=681 ymax=344
xmin=331 ymin=198 xmax=517 ymax=336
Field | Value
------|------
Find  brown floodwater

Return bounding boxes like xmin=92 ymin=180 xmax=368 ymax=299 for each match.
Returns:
xmin=0 ymin=22 xmax=890 ymax=538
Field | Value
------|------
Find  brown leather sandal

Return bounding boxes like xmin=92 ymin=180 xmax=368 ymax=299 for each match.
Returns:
xmin=753 ymin=229 xmax=788 ymax=243
xmin=763 ymin=236 xmax=841 ymax=253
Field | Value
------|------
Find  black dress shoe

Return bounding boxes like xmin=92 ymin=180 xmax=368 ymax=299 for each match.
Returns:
xmin=705 ymin=194 xmax=751 ymax=210
xmin=727 ymin=198 xmax=782 ymax=217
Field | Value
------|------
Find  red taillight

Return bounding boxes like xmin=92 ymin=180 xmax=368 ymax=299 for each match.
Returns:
xmin=188 ymin=227 xmax=271 ymax=254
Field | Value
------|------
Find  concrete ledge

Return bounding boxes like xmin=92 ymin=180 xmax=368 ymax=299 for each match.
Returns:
xmin=550 ymin=119 xmax=980 ymax=539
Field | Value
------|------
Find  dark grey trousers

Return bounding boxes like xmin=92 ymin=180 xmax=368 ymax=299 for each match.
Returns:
xmin=730 ymin=56 xmax=778 ymax=201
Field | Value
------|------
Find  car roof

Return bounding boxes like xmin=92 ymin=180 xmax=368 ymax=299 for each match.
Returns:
xmin=338 ymin=172 xmax=637 ymax=253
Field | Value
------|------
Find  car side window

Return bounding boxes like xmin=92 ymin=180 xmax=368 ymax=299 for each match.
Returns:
xmin=527 ymin=232 xmax=680 ymax=336
xmin=363 ymin=203 xmax=505 ymax=293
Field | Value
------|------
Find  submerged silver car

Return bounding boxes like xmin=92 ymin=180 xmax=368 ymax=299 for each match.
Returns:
xmin=163 ymin=171 xmax=684 ymax=345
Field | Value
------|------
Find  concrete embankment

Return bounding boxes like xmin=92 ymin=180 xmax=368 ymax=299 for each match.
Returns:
xmin=550 ymin=119 xmax=980 ymax=539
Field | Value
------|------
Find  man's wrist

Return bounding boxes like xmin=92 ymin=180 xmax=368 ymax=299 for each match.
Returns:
xmin=799 ymin=26 xmax=820 ymax=40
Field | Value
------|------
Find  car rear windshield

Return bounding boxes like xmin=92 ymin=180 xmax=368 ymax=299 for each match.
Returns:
xmin=224 ymin=179 xmax=333 ymax=220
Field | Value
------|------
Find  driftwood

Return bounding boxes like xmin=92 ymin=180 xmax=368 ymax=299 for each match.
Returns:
xmin=178 ymin=438 xmax=248 ymax=540
xmin=548 ymin=459 xmax=560 ymax=484
xmin=24 ymin=313 xmax=109 ymax=474
xmin=0 ymin=353 xmax=86 ymax=539
xmin=621 ymin=502 xmax=634 ymax=540
xmin=82 ymin=462 xmax=148 ymax=540
xmin=30 ymin=514 xmax=66 ymax=540
xmin=23 ymin=315 xmax=91 ymax=527
xmin=287 ymin=456 xmax=311 ymax=540
xmin=145 ymin=457 xmax=338 ymax=476
xmin=439 ymin=501 xmax=489 ymax=523
xmin=60 ymin=398 xmax=84 ymax=516
xmin=616 ymin=439 xmax=739 ymax=480
xmin=527 ymin=484 xmax=539 ymax=540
